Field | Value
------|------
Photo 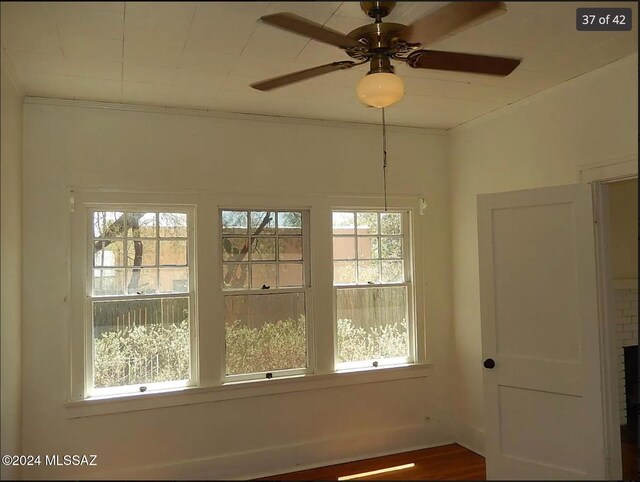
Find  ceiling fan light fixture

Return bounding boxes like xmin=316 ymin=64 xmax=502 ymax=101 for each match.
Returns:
xmin=357 ymin=71 xmax=405 ymax=108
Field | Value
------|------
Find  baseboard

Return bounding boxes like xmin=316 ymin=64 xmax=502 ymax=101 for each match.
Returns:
xmin=94 ymin=423 xmax=454 ymax=480
xmin=455 ymin=425 xmax=485 ymax=457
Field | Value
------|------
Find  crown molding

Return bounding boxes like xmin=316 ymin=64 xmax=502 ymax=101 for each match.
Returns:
xmin=23 ymin=96 xmax=448 ymax=135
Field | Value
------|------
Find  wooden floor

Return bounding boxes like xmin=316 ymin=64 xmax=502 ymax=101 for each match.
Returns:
xmin=622 ymin=440 xmax=638 ymax=481
xmin=258 ymin=444 xmax=486 ymax=481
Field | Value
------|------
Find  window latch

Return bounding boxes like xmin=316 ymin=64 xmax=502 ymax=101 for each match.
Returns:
xmin=261 ymin=284 xmax=270 ymax=290
xmin=367 ymin=281 xmax=375 ymax=285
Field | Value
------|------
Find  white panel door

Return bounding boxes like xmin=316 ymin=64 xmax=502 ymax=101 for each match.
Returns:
xmin=478 ymin=183 xmax=606 ymax=480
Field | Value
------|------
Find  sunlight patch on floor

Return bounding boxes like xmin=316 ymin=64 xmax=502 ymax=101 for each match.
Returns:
xmin=338 ymin=462 xmax=416 ymax=480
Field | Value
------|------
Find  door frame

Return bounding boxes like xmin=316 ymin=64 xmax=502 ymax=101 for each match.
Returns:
xmin=581 ymin=156 xmax=637 ymax=480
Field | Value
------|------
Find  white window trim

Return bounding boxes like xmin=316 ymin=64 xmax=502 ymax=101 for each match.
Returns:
xmin=219 ymin=209 xmax=313 ymax=382
xmin=331 ymin=208 xmax=417 ymax=370
xmin=64 ymin=362 xmax=432 ymax=419
xmin=68 ymin=190 xmax=428 ymax=418
xmin=70 ymin=191 xmax=203 ymax=401
xmin=79 ymin=201 xmax=198 ymax=398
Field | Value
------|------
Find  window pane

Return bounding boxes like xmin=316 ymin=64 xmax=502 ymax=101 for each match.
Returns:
xmin=222 ymin=210 xmax=247 ymax=235
xmin=357 ymin=236 xmax=379 ymax=259
xmin=336 ymin=287 xmax=408 ymax=363
xmin=222 ymin=237 xmax=249 ymax=262
xmin=278 ymin=237 xmax=302 ymax=261
xmin=126 ymin=240 xmax=157 ymax=267
xmin=251 ymin=211 xmax=276 ymax=235
xmin=126 ymin=268 xmax=158 ymax=294
xmin=225 ymin=293 xmax=306 ymax=375
xmin=159 ymin=267 xmax=189 ymax=293
xmin=357 ymin=260 xmax=380 ymax=284
xmin=332 ymin=211 xmax=354 ymax=235
xmin=159 ymin=213 xmax=187 ymax=237
xmin=251 ymin=237 xmax=276 ymax=261
xmin=159 ymin=240 xmax=187 ymax=266
xmin=278 ymin=263 xmax=303 ymax=287
xmin=277 ymin=211 xmax=302 ymax=235
xmin=94 ymin=240 xmax=125 ymax=267
xmin=93 ymin=268 xmax=125 ymax=296
xmin=380 ymin=212 xmax=401 ymax=235
xmin=334 ymin=261 xmax=356 ymax=285
xmin=356 ymin=212 xmax=378 ymax=234
xmin=333 ymin=236 xmax=356 ymax=260
xmin=380 ymin=236 xmax=402 ymax=259
xmin=381 ymin=260 xmax=404 ymax=283
xmin=251 ymin=263 xmax=277 ymax=289
xmin=93 ymin=211 xmax=124 ymax=238
xmin=223 ymin=263 xmax=249 ymax=289
xmin=126 ymin=212 xmax=156 ymax=237
xmin=93 ymin=298 xmax=190 ymax=389
xmin=380 ymin=213 xmax=402 ymax=234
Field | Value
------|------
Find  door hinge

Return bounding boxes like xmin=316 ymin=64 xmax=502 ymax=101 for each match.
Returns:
xmin=69 ymin=190 xmax=75 ymax=213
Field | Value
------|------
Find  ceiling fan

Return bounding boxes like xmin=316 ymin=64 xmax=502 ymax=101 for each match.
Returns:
xmin=250 ymin=1 xmax=521 ymax=108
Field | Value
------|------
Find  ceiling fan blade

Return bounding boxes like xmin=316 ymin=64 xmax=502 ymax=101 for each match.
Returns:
xmin=407 ymin=50 xmax=520 ymax=76
xmin=401 ymin=2 xmax=507 ymax=46
xmin=250 ymin=61 xmax=357 ymax=91
xmin=261 ymin=13 xmax=362 ymax=49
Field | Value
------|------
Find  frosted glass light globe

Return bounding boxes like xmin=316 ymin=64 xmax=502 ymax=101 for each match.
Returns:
xmin=357 ymin=72 xmax=405 ymax=108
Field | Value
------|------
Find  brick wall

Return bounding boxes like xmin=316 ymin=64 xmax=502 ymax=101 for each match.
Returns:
xmin=613 ymin=287 xmax=638 ymax=425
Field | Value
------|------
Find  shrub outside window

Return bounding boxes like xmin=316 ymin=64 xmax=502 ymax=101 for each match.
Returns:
xmin=220 ymin=209 xmax=310 ymax=381
xmin=89 ymin=208 xmax=195 ymax=396
xmin=333 ymin=210 xmax=414 ymax=369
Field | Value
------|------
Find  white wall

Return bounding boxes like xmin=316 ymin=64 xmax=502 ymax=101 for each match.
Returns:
xmin=608 ymin=179 xmax=638 ymax=281
xmin=21 ymin=100 xmax=452 ymax=479
xmin=449 ymin=53 xmax=638 ymax=453
xmin=1 ymin=59 xmax=24 ymax=480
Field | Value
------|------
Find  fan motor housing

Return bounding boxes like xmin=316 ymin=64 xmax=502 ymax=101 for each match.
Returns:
xmin=360 ymin=1 xmax=396 ymax=19
xmin=347 ymin=22 xmax=405 ymax=52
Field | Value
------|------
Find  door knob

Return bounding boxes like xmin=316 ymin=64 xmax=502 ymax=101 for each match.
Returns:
xmin=483 ymin=358 xmax=495 ymax=369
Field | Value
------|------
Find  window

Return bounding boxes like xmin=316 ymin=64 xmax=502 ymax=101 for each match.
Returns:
xmin=220 ymin=209 xmax=310 ymax=380
xmin=332 ymin=210 xmax=413 ymax=369
xmin=89 ymin=208 xmax=195 ymax=395
xmin=70 ymin=194 xmax=424 ymax=410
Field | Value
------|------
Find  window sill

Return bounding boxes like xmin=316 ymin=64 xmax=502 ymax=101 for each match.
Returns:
xmin=64 ymin=362 xmax=432 ymax=419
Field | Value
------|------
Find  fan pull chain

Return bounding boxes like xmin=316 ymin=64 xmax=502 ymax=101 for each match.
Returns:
xmin=382 ymin=107 xmax=388 ymax=212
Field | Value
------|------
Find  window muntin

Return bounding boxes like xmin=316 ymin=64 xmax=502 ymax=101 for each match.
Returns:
xmin=221 ymin=210 xmax=304 ymax=290
xmin=333 ymin=211 xmax=404 ymax=285
xmin=89 ymin=209 xmax=194 ymax=396
xmin=220 ymin=209 xmax=310 ymax=380
xmin=333 ymin=210 xmax=413 ymax=369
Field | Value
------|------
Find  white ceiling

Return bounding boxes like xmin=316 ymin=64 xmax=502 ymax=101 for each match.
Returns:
xmin=1 ymin=1 xmax=637 ymax=129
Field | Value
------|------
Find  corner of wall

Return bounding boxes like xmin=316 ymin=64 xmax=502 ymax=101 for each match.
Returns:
xmin=1 ymin=51 xmax=24 ymax=481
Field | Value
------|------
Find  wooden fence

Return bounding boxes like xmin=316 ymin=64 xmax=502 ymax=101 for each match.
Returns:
xmin=223 ymin=287 xmax=407 ymax=333
xmin=337 ymin=286 xmax=407 ymax=332
xmin=93 ymin=297 xmax=188 ymax=337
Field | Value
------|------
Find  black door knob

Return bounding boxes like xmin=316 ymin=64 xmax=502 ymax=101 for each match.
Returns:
xmin=483 ymin=358 xmax=495 ymax=369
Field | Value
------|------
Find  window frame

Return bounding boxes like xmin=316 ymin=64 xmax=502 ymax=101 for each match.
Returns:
xmin=70 ymin=191 xmax=200 ymax=400
xmin=331 ymin=209 xmax=417 ymax=371
xmin=86 ymin=205 xmax=197 ymax=397
xmin=68 ymin=191 xmax=426 ymax=414
xmin=219 ymin=208 xmax=313 ymax=383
